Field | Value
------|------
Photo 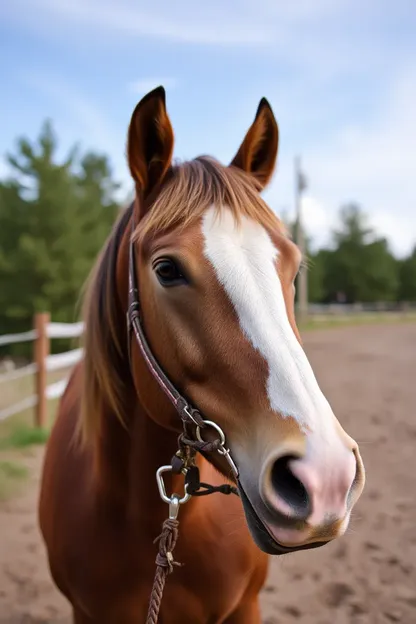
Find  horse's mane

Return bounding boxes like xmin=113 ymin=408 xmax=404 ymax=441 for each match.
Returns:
xmin=78 ymin=156 xmax=283 ymax=445
xmin=77 ymin=203 xmax=133 ymax=446
xmin=134 ymin=156 xmax=280 ymax=244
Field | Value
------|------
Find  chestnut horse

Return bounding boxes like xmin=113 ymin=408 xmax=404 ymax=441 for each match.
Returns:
xmin=38 ymin=87 xmax=365 ymax=623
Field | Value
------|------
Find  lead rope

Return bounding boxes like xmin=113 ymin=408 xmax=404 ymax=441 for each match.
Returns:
xmin=146 ymin=516 xmax=181 ymax=624
xmin=146 ymin=438 xmax=239 ymax=624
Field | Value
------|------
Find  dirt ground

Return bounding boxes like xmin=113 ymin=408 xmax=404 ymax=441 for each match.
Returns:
xmin=1 ymin=323 xmax=416 ymax=623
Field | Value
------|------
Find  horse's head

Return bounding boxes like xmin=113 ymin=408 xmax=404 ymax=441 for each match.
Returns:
xmin=126 ymin=87 xmax=365 ymax=555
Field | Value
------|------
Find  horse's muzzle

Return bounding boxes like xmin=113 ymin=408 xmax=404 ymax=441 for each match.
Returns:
xmin=237 ymin=481 xmax=329 ymax=555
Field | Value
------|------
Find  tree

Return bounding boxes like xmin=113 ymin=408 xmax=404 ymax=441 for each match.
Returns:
xmin=398 ymin=246 xmax=416 ymax=301
xmin=0 ymin=120 xmax=120 ymax=355
xmin=306 ymin=249 xmax=329 ymax=303
xmin=322 ymin=203 xmax=399 ymax=302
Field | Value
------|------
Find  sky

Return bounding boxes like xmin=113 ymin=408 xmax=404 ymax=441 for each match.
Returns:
xmin=1 ymin=0 xmax=415 ymax=257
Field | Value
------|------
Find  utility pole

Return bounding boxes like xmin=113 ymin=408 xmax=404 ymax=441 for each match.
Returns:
xmin=295 ymin=156 xmax=308 ymax=323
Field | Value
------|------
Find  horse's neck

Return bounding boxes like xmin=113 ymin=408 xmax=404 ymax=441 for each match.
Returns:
xmin=95 ymin=395 xmax=188 ymax=529
xmin=127 ymin=403 xmax=181 ymax=522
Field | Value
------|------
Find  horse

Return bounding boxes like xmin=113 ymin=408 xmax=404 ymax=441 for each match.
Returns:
xmin=38 ymin=86 xmax=365 ymax=623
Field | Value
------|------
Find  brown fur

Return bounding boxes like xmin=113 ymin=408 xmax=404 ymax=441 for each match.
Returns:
xmin=39 ymin=88 xmax=362 ymax=624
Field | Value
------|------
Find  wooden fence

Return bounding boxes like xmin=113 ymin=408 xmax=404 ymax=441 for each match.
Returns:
xmin=0 ymin=313 xmax=83 ymax=427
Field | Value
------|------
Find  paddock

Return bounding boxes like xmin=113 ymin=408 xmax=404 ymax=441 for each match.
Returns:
xmin=0 ymin=323 xmax=415 ymax=623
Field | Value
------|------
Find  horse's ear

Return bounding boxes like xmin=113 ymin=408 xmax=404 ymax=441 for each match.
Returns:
xmin=230 ymin=97 xmax=279 ymax=189
xmin=127 ymin=86 xmax=174 ymax=209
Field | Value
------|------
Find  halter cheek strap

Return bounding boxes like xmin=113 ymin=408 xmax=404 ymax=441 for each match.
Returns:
xmin=126 ymin=218 xmax=204 ymax=429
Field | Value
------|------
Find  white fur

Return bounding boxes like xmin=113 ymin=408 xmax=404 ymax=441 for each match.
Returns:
xmin=202 ymin=206 xmax=360 ymax=526
xmin=201 ymin=206 xmax=337 ymax=439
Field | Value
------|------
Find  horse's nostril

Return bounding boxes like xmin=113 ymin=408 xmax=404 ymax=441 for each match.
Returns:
xmin=270 ymin=455 xmax=310 ymax=520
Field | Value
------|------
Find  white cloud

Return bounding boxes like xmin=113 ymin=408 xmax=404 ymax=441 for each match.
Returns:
xmin=1 ymin=0 xmax=380 ymax=57
xmin=301 ymin=196 xmax=335 ymax=250
xmin=2 ymin=0 xmax=273 ymax=45
xmin=265 ymin=66 xmax=416 ymax=258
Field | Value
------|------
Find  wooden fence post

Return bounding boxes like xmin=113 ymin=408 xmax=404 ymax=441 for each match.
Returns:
xmin=34 ymin=312 xmax=50 ymax=428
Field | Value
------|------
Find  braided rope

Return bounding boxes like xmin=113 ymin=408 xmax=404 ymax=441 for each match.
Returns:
xmin=179 ymin=433 xmax=222 ymax=455
xmin=146 ymin=436 xmax=239 ymax=623
xmin=146 ymin=518 xmax=181 ymax=624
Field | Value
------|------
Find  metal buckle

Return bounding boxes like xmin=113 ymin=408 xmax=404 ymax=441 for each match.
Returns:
xmin=195 ymin=420 xmax=239 ymax=478
xmin=156 ymin=465 xmax=191 ymax=520
xmin=182 ymin=405 xmax=202 ymax=426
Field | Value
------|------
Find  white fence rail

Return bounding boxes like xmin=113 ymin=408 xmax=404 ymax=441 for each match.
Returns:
xmin=46 ymin=348 xmax=83 ymax=372
xmin=47 ymin=322 xmax=84 ymax=339
xmin=46 ymin=378 xmax=71 ymax=401
xmin=0 ymin=396 xmax=38 ymax=423
xmin=0 ymin=316 xmax=84 ymax=424
xmin=0 ymin=329 xmax=37 ymax=347
xmin=0 ymin=362 xmax=38 ymax=385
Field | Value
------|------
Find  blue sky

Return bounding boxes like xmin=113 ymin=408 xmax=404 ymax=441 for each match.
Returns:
xmin=1 ymin=0 xmax=415 ymax=256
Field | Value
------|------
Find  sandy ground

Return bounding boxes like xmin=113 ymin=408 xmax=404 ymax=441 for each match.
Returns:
xmin=1 ymin=323 xmax=416 ymax=623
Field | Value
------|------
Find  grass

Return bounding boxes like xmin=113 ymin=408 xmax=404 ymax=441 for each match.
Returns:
xmin=0 ymin=399 xmax=57 ymax=449
xmin=0 ymin=459 xmax=29 ymax=501
xmin=299 ymin=311 xmax=416 ymax=331
xmin=0 ymin=365 xmax=66 ymax=448
xmin=0 ymin=460 xmax=28 ymax=479
xmin=0 ymin=424 xmax=50 ymax=450
xmin=0 ymin=371 xmax=60 ymax=501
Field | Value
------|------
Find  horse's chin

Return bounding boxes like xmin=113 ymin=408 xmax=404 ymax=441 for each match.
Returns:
xmin=237 ymin=482 xmax=329 ymax=556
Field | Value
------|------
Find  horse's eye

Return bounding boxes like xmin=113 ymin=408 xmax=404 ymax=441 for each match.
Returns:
xmin=154 ymin=259 xmax=187 ymax=287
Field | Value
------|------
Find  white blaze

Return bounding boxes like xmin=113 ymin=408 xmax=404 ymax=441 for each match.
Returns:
xmin=201 ymin=206 xmax=336 ymax=437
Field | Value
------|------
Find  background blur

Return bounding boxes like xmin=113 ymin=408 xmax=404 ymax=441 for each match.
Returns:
xmin=0 ymin=1 xmax=415 ymax=623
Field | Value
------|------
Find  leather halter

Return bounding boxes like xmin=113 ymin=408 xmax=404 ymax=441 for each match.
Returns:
xmin=125 ymin=212 xmax=240 ymax=484
xmin=126 ymin=216 xmax=206 ymax=431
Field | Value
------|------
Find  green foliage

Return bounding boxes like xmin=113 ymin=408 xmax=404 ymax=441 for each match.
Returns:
xmin=0 ymin=425 xmax=49 ymax=450
xmin=292 ymin=203 xmax=409 ymax=304
xmin=306 ymin=249 xmax=328 ymax=303
xmin=321 ymin=204 xmax=399 ymax=303
xmin=397 ymin=246 xmax=416 ymax=301
xmin=0 ymin=120 xmax=120 ymax=355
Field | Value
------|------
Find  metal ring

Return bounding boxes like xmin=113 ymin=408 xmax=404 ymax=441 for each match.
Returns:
xmin=195 ymin=419 xmax=226 ymax=446
xmin=156 ymin=465 xmax=191 ymax=505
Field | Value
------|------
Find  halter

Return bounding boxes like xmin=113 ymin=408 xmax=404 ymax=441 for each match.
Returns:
xmin=126 ymin=215 xmax=238 ymax=477
xmin=126 ymin=214 xmax=239 ymax=623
